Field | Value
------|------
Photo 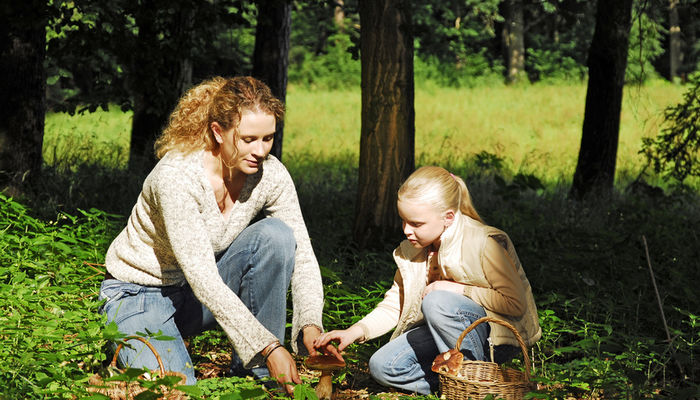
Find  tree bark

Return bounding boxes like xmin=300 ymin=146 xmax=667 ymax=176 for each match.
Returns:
xmin=570 ymin=0 xmax=634 ymax=199
xmin=128 ymin=2 xmax=161 ymax=171
xmin=501 ymin=0 xmax=526 ymax=84
xmin=334 ymin=0 xmax=346 ymax=32
xmin=354 ymin=0 xmax=415 ymax=248
xmin=669 ymin=0 xmax=681 ymax=82
xmin=0 ymin=1 xmax=46 ymax=187
xmin=252 ymin=0 xmax=291 ymax=161
xmin=128 ymin=2 xmax=194 ymax=172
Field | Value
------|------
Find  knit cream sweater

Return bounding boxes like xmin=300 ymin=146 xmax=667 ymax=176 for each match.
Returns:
xmin=105 ymin=151 xmax=324 ymax=367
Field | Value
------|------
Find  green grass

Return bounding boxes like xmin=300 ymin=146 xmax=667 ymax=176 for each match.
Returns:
xmin=414 ymin=82 xmax=683 ymax=182
xmin=8 ymin=82 xmax=698 ymax=399
xmin=44 ymin=81 xmax=686 ymax=185
xmin=43 ymin=106 xmax=132 ymax=169
xmin=274 ymin=82 xmax=687 ymax=187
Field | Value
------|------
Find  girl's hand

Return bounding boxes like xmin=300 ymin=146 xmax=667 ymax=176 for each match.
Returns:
xmin=265 ymin=346 xmax=301 ymax=395
xmin=422 ymin=280 xmax=465 ymax=298
xmin=302 ymin=325 xmax=343 ymax=360
xmin=313 ymin=325 xmax=364 ymax=354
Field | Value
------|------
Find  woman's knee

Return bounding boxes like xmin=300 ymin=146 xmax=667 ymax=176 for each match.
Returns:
xmin=253 ymin=218 xmax=296 ymax=255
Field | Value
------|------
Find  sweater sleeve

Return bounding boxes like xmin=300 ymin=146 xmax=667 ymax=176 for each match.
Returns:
xmin=353 ymin=270 xmax=402 ymax=341
xmin=466 ymin=237 xmax=527 ymax=317
xmin=261 ymin=160 xmax=324 ymax=353
xmin=151 ymin=167 xmax=277 ymax=367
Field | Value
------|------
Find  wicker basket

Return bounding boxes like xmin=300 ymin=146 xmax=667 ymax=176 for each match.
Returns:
xmin=87 ymin=336 xmax=187 ymax=400
xmin=437 ymin=316 xmax=535 ymax=400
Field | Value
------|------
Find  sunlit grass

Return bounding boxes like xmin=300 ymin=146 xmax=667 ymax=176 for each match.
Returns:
xmin=43 ymin=107 xmax=132 ymax=169
xmin=287 ymin=82 xmax=684 ymax=184
xmin=44 ymin=81 xmax=685 ymax=186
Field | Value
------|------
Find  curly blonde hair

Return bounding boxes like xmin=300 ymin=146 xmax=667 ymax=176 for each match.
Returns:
xmin=398 ymin=166 xmax=483 ymax=223
xmin=155 ymin=76 xmax=285 ymax=159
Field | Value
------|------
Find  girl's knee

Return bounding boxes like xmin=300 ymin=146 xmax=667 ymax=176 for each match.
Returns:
xmin=368 ymin=351 xmax=392 ymax=385
xmin=423 ymin=291 xmax=485 ymax=320
xmin=421 ymin=290 xmax=456 ymax=323
xmin=421 ymin=290 xmax=447 ymax=312
xmin=369 ymin=345 xmax=433 ymax=394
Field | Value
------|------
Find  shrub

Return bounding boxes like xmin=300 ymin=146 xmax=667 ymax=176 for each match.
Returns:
xmin=289 ymin=34 xmax=361 ymax=90
xmin=641 ymin=72 xmax=700 ymax=184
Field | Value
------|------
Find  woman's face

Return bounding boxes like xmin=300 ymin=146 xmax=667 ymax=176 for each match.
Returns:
xmin=213 ymin=109 xmax=276 ymax=175
xmin=397 ymin=199 xmax=454 ymax=249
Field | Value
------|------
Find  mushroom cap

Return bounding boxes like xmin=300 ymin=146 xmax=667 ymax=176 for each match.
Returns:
xmin=304 ymin=354 xmax=346 ymax=371
xmin=430 ymin=348 xmax=463 ymax=375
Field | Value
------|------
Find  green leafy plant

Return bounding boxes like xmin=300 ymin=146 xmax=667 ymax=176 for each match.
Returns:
xmin=0 ymin=194 xmax=121 ymax=398
xmin=641 ymin=73 xmax=700 ymax=184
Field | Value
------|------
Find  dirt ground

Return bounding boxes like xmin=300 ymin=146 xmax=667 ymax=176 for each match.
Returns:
xmin=194 ymin=351 xmax=419 ymax=399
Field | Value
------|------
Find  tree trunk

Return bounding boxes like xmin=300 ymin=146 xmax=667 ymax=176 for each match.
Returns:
xmin=353 ymin=0 xmax=415 ymax=248
xmin=0 ymin=1 xmax=46 ymax=187
xmin=172 ymin=8 xmax=195 ymax=99
xmin=570 ymin=0 xmax=634 ymax=199
xmin=129 ymin=103 xmax=166 ymax=171
xmin=684 ymin=16 xmax=696 ymax=82
xmin=253 ymin=0 xmax=291 ymax=161
xmin=128 ymin=2 xmax=194 ymax=171
xmin=334 ymin=0 xmax=346 ymax=32
xmin=128 ymin=3 xmax=164 ymax=171
xmin=669 ymin=0 xmax=681 ymax=82
xmin=501 ymin=0 xmax=526 ymax=84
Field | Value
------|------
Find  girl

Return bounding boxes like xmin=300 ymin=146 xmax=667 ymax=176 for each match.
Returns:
xmin=314 ymin=166 xmax=541 ymax=394
xmin=99 ymin=76 xmax=336 ymax=395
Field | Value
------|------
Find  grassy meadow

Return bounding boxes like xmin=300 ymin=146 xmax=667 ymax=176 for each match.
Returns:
xmin=44 ymin=82 xmax=686 ymax=186
xmin=288 ymin=82 xmax=685 ymax=183
xmin=43 ymin=107 xmax=132 ymax=169
xmin=6 ymin=81 xmax=699 ymax=399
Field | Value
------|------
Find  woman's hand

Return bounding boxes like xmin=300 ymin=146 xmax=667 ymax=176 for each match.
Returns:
xmin=265 ymin=346 xmax=301 ymax=396
xmin=313 ymin=325 xmax=364 ymax=355
xmin=422 ymin=280 xmax=465 ymax=298
xmin=302 ymin=325 xmax=343 ymax=360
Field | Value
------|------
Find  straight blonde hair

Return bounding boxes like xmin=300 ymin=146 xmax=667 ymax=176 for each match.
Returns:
xmin=397 ymin=166 xmax=483 ymax=223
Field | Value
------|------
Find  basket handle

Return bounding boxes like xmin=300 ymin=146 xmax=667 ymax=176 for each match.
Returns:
xmin=110 ymin=336 xmax=166 ymax=377
xmin=454 ymin=316 xmax=532 ymax=380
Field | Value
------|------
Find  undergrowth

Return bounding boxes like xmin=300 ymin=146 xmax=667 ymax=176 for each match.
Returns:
xmin=2 ymin=150 xmax=700 ymax=398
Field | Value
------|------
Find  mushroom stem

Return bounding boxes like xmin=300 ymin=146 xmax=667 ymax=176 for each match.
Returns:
xmin=315 ymin=370 xmax=333 ymax=400
xmin=305 ymin=353 xmax=344 ymax=399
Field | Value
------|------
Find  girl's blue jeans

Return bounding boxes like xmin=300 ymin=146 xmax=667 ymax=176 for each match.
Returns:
xmin=98 ymin=218 xmax=296 ymax=385
xmin=368 ymin=290 xmax=519 ymax=395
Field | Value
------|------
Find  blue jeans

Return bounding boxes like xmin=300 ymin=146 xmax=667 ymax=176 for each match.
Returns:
xmin=98 ymin=218 xmax=296 ymax=385
xmin=368 ymin=291 xmax=490 ymax=395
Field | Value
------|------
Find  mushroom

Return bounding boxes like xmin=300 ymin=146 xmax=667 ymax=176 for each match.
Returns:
xmin=430 ymin=348 xmax=463 ymax=377
xmin=304 ymin=354 xmax=346 ymax=400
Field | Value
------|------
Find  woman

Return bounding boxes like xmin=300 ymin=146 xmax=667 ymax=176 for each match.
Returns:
xmin=99 ymin=76 xmax=336 ymax=394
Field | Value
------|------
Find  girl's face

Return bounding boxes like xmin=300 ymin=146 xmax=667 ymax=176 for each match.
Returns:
xmin=397 ymin=199 xmax=454 ymax=250
xmin=212 ymin=109 xmax=276 ymax=175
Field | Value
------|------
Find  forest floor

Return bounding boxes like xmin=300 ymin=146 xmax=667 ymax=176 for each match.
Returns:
xmin=194 ymin=349 xmax=408 ymax=399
